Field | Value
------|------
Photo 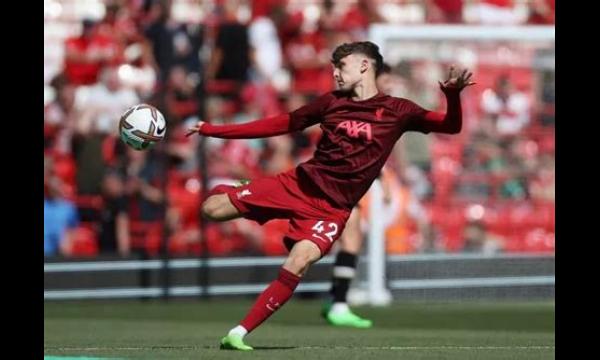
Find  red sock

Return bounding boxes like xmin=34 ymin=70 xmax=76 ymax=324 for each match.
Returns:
xmin=240 ymin=268 xmax=301 ymax=333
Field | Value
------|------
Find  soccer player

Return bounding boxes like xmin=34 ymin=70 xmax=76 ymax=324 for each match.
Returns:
xmin=321 ymin=63 xmax=397 ymax=329
xmin=186 ymin=41 xmax=474 ymax=350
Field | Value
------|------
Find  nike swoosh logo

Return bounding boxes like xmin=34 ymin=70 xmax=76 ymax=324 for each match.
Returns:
xmin=157 ymin=125 xmax=166 ymax=135
xmin=266 ymin=303 xmax=280 ymax=311
xmin=312 ymin=234 xmax=326 ymax=242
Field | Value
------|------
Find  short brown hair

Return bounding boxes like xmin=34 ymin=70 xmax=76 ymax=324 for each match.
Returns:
xmin=379 ymin=63 xmax=392 ymax=76
xmin=331 ymin=41 xmax=384 ymax=76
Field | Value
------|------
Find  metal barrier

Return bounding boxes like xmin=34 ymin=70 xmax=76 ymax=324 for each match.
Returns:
xmin=44 ymin=253 xmax=554 ymax=301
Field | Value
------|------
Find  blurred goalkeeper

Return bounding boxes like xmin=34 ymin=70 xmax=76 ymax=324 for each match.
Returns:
xmin=187 ymin=41 xmax=474 ymax=350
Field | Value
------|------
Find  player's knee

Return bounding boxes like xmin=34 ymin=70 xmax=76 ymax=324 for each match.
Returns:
xmin=285 ymin=252 xmax=317 ymax=276
xmin=202 ymin=195 xmax=226 ymax=221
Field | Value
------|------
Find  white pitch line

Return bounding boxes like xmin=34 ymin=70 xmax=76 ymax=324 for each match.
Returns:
xmin=45 ymin=345 xmax=555 ymax=351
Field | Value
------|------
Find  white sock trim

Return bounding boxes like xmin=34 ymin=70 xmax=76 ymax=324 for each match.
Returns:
xmin=228 ymin=325 xmax=248 ymax=338
xmin=330 ymin=302 xmax=350 ymax=315
xmin=333 ymin=266 xmax=356 ymax=279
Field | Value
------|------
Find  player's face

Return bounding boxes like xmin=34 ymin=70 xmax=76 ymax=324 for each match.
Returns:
xmin=333 ymin=54 xmax=365 ymax=91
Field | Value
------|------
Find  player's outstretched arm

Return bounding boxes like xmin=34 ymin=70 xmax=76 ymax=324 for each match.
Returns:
xmin=422 ymin=67 xmax=475 ymax=134
xmin=185 ymin=113 xmax=294 ymax=139
xmin=187 ymin=93 xmax=333 ymax=139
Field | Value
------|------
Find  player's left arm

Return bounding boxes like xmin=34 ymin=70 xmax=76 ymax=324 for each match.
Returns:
xmin=185 ymin=113 xmax=294 ymax=139
xmin=186 ymin=93 xmax=335 ymax=139
xmin=415 ymin=67 xmax=475 ymax=134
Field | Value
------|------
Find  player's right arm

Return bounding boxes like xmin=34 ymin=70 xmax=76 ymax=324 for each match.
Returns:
xmin=401 ymin=67 xmax=474 ymax=135
xmin=186 ymin=93 xmax=335 ymax=139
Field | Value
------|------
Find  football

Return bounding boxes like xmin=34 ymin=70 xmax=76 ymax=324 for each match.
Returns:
xmin=118 ymin=104 xmax=167 ymax=150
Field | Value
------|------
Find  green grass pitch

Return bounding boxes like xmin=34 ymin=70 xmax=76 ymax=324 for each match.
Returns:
xmin=44 ymin=299 xmax=554 ymax=359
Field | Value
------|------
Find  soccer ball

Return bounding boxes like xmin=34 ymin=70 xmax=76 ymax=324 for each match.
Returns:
xmin=119 ymin=104 xmax=167 ymax=150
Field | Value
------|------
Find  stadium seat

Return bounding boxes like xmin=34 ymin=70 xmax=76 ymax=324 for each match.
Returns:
xmin=130 ymin=221 xmax=163 ymax=256
xmin=69 ymin=223 xmax=99 ymax=257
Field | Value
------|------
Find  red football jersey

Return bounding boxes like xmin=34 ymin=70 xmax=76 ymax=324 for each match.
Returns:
xmin=200 ymin=90 xmax=461 ymax=210
xmin=289 ymin=91 xmax=446 ymax=209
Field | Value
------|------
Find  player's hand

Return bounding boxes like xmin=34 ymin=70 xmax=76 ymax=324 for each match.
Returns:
xmin=438 ymin=66 xmax=475 ymax=94
xmin=185 ymin=120 xmax=206 ymax=137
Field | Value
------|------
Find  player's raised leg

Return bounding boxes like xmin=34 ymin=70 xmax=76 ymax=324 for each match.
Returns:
xmin=323 ymin=207 xmax=373 ymax=328
xmin=202 ymin=191 xmax=243 ymax=222
xmin=220 ymin=240 xmax=321 ymax=350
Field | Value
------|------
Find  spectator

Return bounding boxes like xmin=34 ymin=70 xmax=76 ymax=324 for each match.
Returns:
xmin=462 ymin=220 xmax=503 ymax=254
xmin=201 ymin=96 xmax=229 ymax=155
xmin=389 ymin=61 xmax=435 ymax=172
xmin=464 ymin=0 xmax=527 ymax=25
xmin=275 ymin=4 xmax=304 ymax=49
xmin=143 ymin=0 xmax=174 ymax=80
xmin=480 ymin=75 xmax=530 ymax=137
xmin=45 ymin=74 xmax=77 ymax=154
xmin=165 ymin=171 xmax=202 ymax=254
xmin=124 ymin=147 xmax=165 ymax=222
xmin=528 ymin=0 xmax=555 ymax=24
xmin=499 ymin=160 xmax=528 ymax=200
xmin=205 ymin=0 xmax=251 ymax=93
xmin=284 ymin=25 xmax=332 ymax=96
xmin=483 ymin=141 xmax=507 ymax=175
xmin=100 ymin=1 xmax=144 ymax=47
xmin=64 ymin=19 xmax=120 ymax=85
xmin=71 ymin=66 xmax=139 ymax=197
xmin=239 ymin=81 xmax=281 ymax=119
xmin=44 ymin=158 xmax=79 ymax=257
xmin=166 ymin=118 xmax=201 ymax=174
xmin=144 ymin=0 xmax=203 ymax=81
xmin=262 ymin=135 xmax=294 ymax=175
xmin=208 ymin=133 xmax=262 ymax=182
xmin=376 ymin=0 xmax=425 ymax=24
xmin=98 ymin=171 xmax=130 ymax=256
xmin=529 ymin=153 xmax=554 ymax=203
xmin=338 ymin=0 xmax=383 ymax=38
xmin=123 ymin=147 xmax=166 ymax=255
xmin=318 ymin=0 xmax=339 ymax=33
xmin=538 ymin=70 xmax=555 ymax=126
xmin=73 ymin=66 xmax=140 ymax=136
xmin=248 ymin=5 xmax=284 ymax=84
xmin=164 ymin=65 xmax=200 ymax=124
xmin=382 ymin=169 xmax=431 ymax=255
xmin=402 ymin=164 xmax=433 ymax=201
xmin=426 ymin=0 xmax=464 ymax=23
xmin=118 ymin=42 xmax=158 ymax=100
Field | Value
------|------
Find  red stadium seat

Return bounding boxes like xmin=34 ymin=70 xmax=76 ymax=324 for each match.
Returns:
xmin=69 ymin=223 xmax=98 ymax=257
xmin=130 ymin=221 xmax=163 ymax=256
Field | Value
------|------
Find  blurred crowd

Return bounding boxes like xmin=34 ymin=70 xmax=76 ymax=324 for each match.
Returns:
xmin=44 ymin=0 xmax=555 ymax=258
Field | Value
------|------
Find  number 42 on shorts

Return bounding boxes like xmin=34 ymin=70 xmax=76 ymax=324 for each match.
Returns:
xmin=312 ymin=220 xmax=338 ymax=242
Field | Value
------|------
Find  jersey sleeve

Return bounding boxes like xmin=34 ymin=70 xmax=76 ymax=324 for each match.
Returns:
xmin=395 ymin=97 xmax=462 ymax=135
xmin=288 ymin=92 xmax=335 ymax=131
xmin=394 ymin=99 xmax=434 ymax=134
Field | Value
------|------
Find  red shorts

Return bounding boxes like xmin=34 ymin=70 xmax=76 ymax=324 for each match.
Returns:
xmin=213 ymin=169 xmax=351 ymax=256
